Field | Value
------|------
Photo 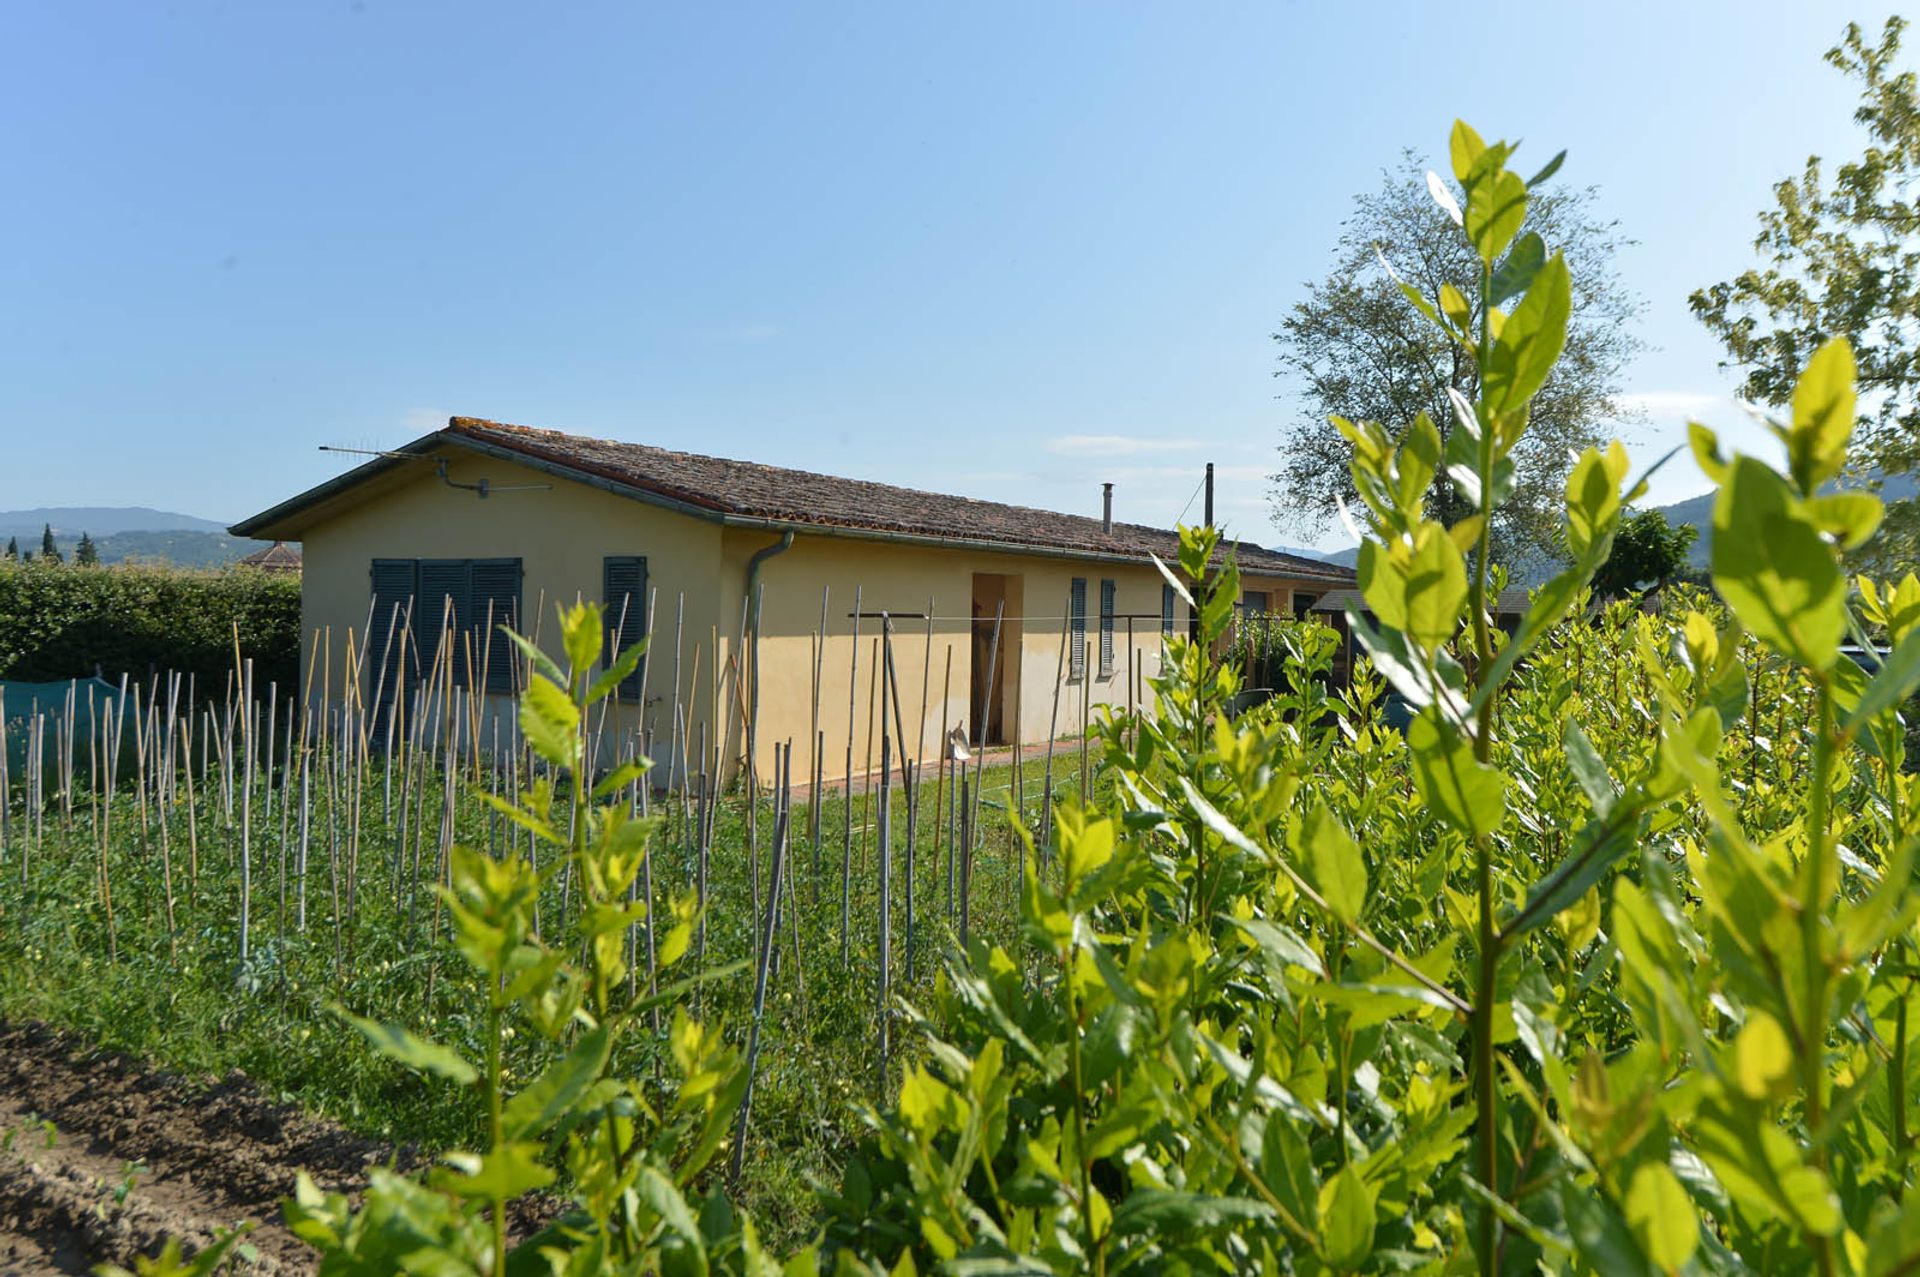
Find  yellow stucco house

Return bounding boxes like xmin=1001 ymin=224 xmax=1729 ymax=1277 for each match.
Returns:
xmin=231 ymin=416 xmax=1354 ymax=786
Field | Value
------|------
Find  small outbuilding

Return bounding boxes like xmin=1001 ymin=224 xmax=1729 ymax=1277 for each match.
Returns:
xmin=232 ymin=416 xmax=1355 ymax=782
xmin=235 ymin=540 xmax=302 ymax=574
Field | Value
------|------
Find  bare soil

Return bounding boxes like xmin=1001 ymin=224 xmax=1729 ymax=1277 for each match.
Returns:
xmin=0 ymin=1021 xmax=403 ymax=1275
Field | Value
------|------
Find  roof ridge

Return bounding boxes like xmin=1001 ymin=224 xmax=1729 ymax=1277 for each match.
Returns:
xmin=234 ymin=414 xmax=1354 ymax=583
xmin=449 ymin=416 xmax=1142 ymax=530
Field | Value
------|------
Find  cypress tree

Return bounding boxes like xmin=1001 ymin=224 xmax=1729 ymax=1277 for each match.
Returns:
xmin=40 ymin=522 xmax=60 ymax=564
xmin=2 ymin=536 xmax=15 ymax=561
xmin=75 ymin=531 xmax=98 ymax=567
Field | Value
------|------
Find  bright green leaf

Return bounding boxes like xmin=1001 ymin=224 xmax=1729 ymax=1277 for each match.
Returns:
xmin=1732 ymin=1012 xmax=1792 ymax=1101
xmin=1485 ymin=253 xmax=1571 ymax=414
xmin=1465 ymin=167 xmax=1527 ymax=265
xmin=1625 ymin=1162 xmax=1697 ymax=1272
xmin=1403 ymin=523 xmax=1468 ymax=647
xmin=520 ymin=675 xmax=581 ymax=766
xmin=1301 ymin=803 xmax=1368 ymax=923
xmin=1449 ymin=120 xmax=1487 ymax=182
xmin=1490 ymin=232 xmax=1546 ymax=307
xmin=503 ymin=1023 xmax=611 ymax=1138
xmin=1260 ymin=1117 xmax=1318 ymax=1235
xmin=1562 ymin=719 xmax=1616 ymax=818
xmin=436 ymin=1142 xmax=555 ymax=1199
xmin=1788 ymin=336 xmax=1857 ymax=494
xmin=1316 ymin=1164 xmax=1377 ymax=1271
xmin=334 ymin=1008 xmax=476 ymax=1086
xmin=1408 ymin=710 xmax=1506 ymax=839
xmin=1712 ymin=456 xmax=1845 ymax=671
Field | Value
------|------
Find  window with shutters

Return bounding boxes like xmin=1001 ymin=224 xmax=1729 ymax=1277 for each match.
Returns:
xmin=1161 ymin=582 xmax=1176 ymax=635
xmin=602 ymin=556 xmax=649 ymax=701
xmin=417 ymin=560 xmax=471 ymax=688
xmin=1069 ymin=577 xmax=1087 ymax=681
xmin=367 ymin=559 xmax=418 ymax=732
xmin=1099 ymin=579 xmax=1116 ymax=677
xmin=469 ymin=559 xmax=522 ymax=695
xmin=366 ymin=558 xmax=521 ymax=706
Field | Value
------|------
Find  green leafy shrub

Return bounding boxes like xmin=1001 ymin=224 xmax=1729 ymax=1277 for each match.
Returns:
xmin=265 ymin=602 xmax=779 ymax=1275
xmin=1223 ymin=612 xmax=1341 ymax=704
xmin=0 ymin=559 xmax=299 ymax=692
xmin=815 ymin=122 xmax=1920 ymax=1275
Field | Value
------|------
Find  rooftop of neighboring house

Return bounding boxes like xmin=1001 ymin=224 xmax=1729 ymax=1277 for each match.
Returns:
xmin=1308 ymin=586 xmax=1532 ymax=616
xmin=233 ymin=416 xmax=1358 ymax=583
xmin=235 ymin=539 xmax=302 ymax=573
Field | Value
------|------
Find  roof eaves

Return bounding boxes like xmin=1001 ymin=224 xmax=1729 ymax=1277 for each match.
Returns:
xmin=232 ymin=419 xmax=1358 ymax=586
xmin=451 ymin=423 xmax=1357 ymax=579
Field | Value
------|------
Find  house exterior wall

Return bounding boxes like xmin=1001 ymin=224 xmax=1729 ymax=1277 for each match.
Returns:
xmin=722 ymin=531 xmax=1192 ymax=789
xmin=298 ymin=451 xmax=726 ymax=760
xmin=292 ymin=447 xmax=1328 ymax=787
xmin=713 ymin=533 xmax=1309 ymax=789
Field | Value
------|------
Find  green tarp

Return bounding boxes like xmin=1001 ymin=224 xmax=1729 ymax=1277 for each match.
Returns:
xmin=0 ymin=678 xmax=136 ymax=779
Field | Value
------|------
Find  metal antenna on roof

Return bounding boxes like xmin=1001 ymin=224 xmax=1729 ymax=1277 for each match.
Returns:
xmin=313 ymin=446 xmax=550 ymax=498
xmin=318 ymin=445 xmax=425 ymax=461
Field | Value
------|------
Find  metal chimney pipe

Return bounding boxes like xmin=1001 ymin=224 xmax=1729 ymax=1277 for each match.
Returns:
xmin=1204 ymin=462 xmax=1214 ymax=529
xmin=1102 ymin=482 xmax=1114 ymax=534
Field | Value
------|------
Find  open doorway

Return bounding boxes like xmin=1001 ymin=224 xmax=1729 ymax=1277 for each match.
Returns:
xmin=969 ymin=572 xmax=1023 ymax=746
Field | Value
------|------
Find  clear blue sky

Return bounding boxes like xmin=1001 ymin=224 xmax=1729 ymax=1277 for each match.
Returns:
xmin=0 ymin=1 xmax=1890 ymax=548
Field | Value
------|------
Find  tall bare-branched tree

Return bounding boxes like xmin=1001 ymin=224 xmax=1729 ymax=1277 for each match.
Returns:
xmin=1271 ymin=154 xmax=1643 ymax=562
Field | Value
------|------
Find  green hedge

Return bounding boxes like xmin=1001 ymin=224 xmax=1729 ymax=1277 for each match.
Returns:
xmin=0 ymin=561 xmax=301 ymax=695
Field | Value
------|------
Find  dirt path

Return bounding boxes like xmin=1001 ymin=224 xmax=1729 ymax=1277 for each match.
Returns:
xmin=0 ymin=1021 xmax=401 ymax=1275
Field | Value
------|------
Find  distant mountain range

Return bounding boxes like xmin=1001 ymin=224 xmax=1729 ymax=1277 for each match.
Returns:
xmin=0 ymin=506 xmax=228 ymax=538
xmin=1286 ymin=472 xmax=1920 ymax=577
xmin=1304 ymin=544 xmax=1360 ymax=569
xmin=0 ymin=506 xmax=251 ymax=568
xmin=1657 ymin=472 xmax=1917 ymax=571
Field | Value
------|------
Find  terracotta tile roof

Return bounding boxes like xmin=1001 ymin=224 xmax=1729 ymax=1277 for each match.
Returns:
xmin=442 ymin=417 xmax=1355 ymax=582
xmin=236 ymin=540 xmax=302 ymax=573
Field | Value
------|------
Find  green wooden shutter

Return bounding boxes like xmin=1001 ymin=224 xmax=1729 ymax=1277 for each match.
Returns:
xmin=469 ymin=558 xmax=522 ymax=695
xmin=603 ymin=556 xmax=649 ymax=701
xmin=417 ymin=560 xmax=472 ymax=689
xmin=1161 ymin=582 xmax=1175 ymax=635
xmin=1069 ymin=578 xmax=1087 ymax=680
xmin=368 ymin=559 xmax=418 ymax=733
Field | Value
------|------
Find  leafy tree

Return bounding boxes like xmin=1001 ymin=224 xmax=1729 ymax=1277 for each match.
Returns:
xmin=2 ymin=537 xmax=14 ymax=562
xmin=1271 ymin=151 xmax=1643 ymax=560
xmin=1690 ymin=16 xmax=1920 ymax=566
xmin=1590 ymin=507 xmax=1698 ymax=597
xmin=74 ymin=531 xmax=98 ymax=567
xmin=39 ymin=522 xmax=60 ymax=565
